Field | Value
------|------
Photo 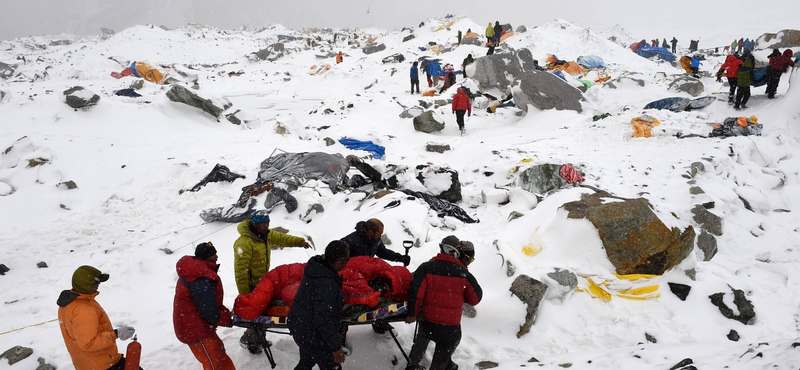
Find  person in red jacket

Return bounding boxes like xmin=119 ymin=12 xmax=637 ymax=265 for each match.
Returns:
xmin=451 ymin=88 xmax=472 ymax=135
xmin=173 ymin=242 xmax=236 ymax=370
xmin=405 ymin=236 xmax=482 ymax=370
xmin=766 ymin=49 xmax=796 ymax=99
xmin=716 ymin=54 xmax=743 ymax=103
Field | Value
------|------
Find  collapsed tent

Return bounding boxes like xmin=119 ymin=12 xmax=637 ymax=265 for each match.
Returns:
xmin=546 ymin=54 xmax=588 ymax=76
xmin=233 ymin=256 xmax=412 ymax=320
xmin=499 ymin=31 xmax=515 ymax=43
xmin=709 ymin=116 xmax=762 ymax=138
xmin=644 ymin=96 xmax=716 ymax=112
xmin=577 ymin=55 xmax=606 ymax=69
xmin=634 ymin=46 xmax=676 ymax=62
xmin=631 ymin=115 xmax=661 ymax=138
xmin=188 ymin=163 xmax=245 ymax=192
xmin=400 ymin=189 xmax=478 ymax=223
xmin=110 ymin=61 xmax=167 ymax=84
xmin=339 ymin=138 xmax=386 ymax=159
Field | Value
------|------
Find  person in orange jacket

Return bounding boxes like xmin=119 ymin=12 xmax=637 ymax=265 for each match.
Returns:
xmin=451 ymin=87 xmax=472 ymax=134
xmin=336 ymin=51 xmax=343 ymax=64
xmin=57 ymin=265 xmax=140 ymax=370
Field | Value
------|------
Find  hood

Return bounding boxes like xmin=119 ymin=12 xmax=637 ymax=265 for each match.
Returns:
xmin=725 ymin=55 xmax=737 ymax=63
xmin=57 ymin=290 xmax=97 ymax=307
xmin=176 ymin=255 xmax=218 ymax=283
xmin=456 ymin=87 xmax=466 ymax=95
xmin=412 ymin=61 xmax=418 ymax=67
xmin=784 ymin=49 xmax=794 ymax=58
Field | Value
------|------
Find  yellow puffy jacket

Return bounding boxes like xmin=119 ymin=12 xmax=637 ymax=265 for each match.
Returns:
xmin=233 ymin=220 xmax=306 ymax=294
xmin=57 ymin=291 xmax=121 ymax=370
xmin=485 ymin=23 xmax=494 ymax=38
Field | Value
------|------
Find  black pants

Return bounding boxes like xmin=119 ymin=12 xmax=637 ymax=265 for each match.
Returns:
xmin=735 ymin=86 xmax=750 ymax=108
xmin=726 ymin=77 xmax=738 ymax=101
xmin=408 ymin=321 xmax=461 ymax=370
xmin=765 ymin=68 xmax=781 ymax=98
xmin=411 ymin=78 xmax=420 ymax=94
xmin=295 ymin=347 xmax=341 ymax=370
xmin=455 ymin=110 xmax=466 ymax=130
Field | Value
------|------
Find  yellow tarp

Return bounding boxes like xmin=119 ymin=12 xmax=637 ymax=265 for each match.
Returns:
xmin=577 ymin=275 xmax=660 ymax=301
xmin=365 ymin=37 xmax=378 ymax=44
xmin=631 ymin=115 xmax=661 ymax=138
xmin=436 ymin=21 xmax=455 ymax=31
xmin=422 ymin=90 xmax=436 ymax=97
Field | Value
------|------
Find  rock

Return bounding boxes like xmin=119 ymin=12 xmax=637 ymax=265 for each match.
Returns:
xmin=0 ymin=345 xmax=33 ymax=365
xmin=412 ymin=110 xmax=445 ymax=133
xmin=476 ymin=361 xmax=499 ymax=369
xmin=399 ymin=106 xmax=424 ymax=118
xmin=37 ymin=262 xmax=47 ymax=268
xmin=690 ymin=162 xmax=705 ymax=177
xmin=516 ymin=25 xmax=528 ymax=33
xmin=272 ymin=43 xmax=284 ymax=52
xmin=225 ymin=109 xmax=260 ymax=128
xmin=696 ymin=231 xmax=717 ymax=261
xmin=668 ymin=282 xmax=691 ymax=301
xmin=100 ymin=28 xmax=115 ymax=35
xmin=727 ymin=330 xmax=740 ymax=341
xmin=166 ymin=84 xmax=232 ymax=118
xmin=381 ymin=53 xmax=405 ymax=64
xmin=63 ymin=86 xmax=100 ymax=109
xmin=689 ymin=186 xmax=704 ymax=195
xmin=57 ymin=180 xmax=78 ymax=190
xmin=669 ymin=358 xmax=694 ymax=370
xmin=0 ymin=89 xmax=8 ymax=102
xmin=513 ymin=71 xmax=583 ymax=112
xmin=0 ymin=264 xmax=9 ymax=275
xmin=668 ymin=75 xmax=704 ymax=97
xmin=36 ymin=357 xmax=56 ymax=370
xmin=563 ymin=192 xmax=695 ymax=275
xmin=460 ymin=36 xmax=483 ymax=46
xmin=709 ymin=286 xmax=756 ymax=325
xmin=402 ymin=34 xmax=415 ymax=42
xmin=323 ymin=137 xmax=336 ymax=146
xmin=252 ymin=48 xmax=271 ymax=60
xmin=131 ymin=79 xmax=144 ymax=90
xmin=473 ymin=51 xmax=528 ymax=90
xmin=506 ymin=260 xmax=515 ymax=276
xmin=425 ymin=142 xmax=451 ymax=153
xmin=462 ymin=303 xmax=477 ymax=318
xmin=516 ymin=164 xmax=569 ymax=195
xmin=645 ymin=332 xmax=657 ymax=343
xmin=362 ymin=43 xmax=386 ymax=55
xmin=545 ymin=268 xmax=578 ymax=304
xmin=0 ymin=62 xmax=17 ymax=79
xmin=692 ymin=204 xmax=722 ymax=236
xmin=509 ymin=275 xmax=548 ymax=338
xmin=416 ymin=164 xmax=461 ymax=203
xmin=507 ymin=211 xmax=524 ymax=222
xmin=757 ymin=29 xmax=800 ymax=49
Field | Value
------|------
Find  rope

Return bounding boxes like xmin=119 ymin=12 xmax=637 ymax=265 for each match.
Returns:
xmin=0 ymin=319 xmax=58 ymax=336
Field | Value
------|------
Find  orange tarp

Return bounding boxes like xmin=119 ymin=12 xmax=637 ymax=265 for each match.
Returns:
xmin=631 ymin=115 xmax=661 ymax=138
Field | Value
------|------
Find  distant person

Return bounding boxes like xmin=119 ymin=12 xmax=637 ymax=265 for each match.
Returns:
xmin=671 ymin=37 xmax=678 ymax=53
xmin=461 ymin=54 xmax=475 ymax=78
xmin=405 ymin=236 xmax=482 ymax=370
xmin=737 ymin=38 xmax=743 ymax=54
xmin=439 ymin=71 xmax=456 ymax=94
xmin=336 ymin=51 xmax=343 ymax=64
xmin=419 ymin=58 xmax=433 ymax=87
xmin=58 ymin=265 xmax=140 ymax=370
xmin=451 ymin=87 xmax=472 ymax=135
xmin=485 ymin=23 xmax=494 ymax=46
xmin=457 ymin=30 xmax=462 ymax=45
xmin=651 ymin=39 xmax=658 ymax=47
xmin=340 ymin=218 xmax=409 ymax=265
xmin=730 ymin=39 xmax=737 ymax=53
xmin=717 ymin=54 xmax=743 ymax=103
xmin=735 ymin=50 xmax=756 ymax=110
xmin=766 ymin=49 xmax=796 ymax=99
xmin=410 ymin=61 xmax=420 ymax=94
xmin=493 ymin=22 xmax=502 ymax=43
xmin=662 ymin=38 xmax=669 ymax=49
xmin=428 ymin=60 xmax=442 ymax=87
xmin=288 ymin=240 xmax=350 ymax=370
xmin=690 ymin=55 xmax=701 ymax=77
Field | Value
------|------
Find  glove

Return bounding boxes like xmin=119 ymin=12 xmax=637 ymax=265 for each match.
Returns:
xmin=115 ymin=326 xmax=135 ymax=341
xmin=400 ymin=255 xmax=411 ymax=267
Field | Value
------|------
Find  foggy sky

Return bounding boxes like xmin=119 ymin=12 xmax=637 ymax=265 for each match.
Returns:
xmin=1 ymin=0 xmax=797 ymax=46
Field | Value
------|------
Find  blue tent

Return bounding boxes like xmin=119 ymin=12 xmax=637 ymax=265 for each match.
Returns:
xmin=339 ymin=138 xmax=386 ymax=159
xmin=634 ymin=46 xmax=676 ymax=62
xmin=644 ymin=96 xmax=715 ymax=112
xmin=577 ymin=55 xmax=606 ymax=69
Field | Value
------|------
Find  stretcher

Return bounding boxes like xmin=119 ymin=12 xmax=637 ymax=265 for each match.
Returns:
xmin=232 ymin=301 xmax=409 ymax=368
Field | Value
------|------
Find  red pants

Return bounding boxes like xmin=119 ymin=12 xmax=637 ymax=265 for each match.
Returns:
xmin=187 ymin=335 xmax=235 ymax=370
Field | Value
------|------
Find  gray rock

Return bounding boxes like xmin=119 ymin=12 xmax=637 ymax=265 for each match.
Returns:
xmin=272 ymin=43 xmax=284 ymax=52
xmin=252 ymin=48 xmax=271 ymax=60
xmin=697 ymin=231 xmax=717 ymax=261
xmin=37 ymin=261 xmax=47 ymax=268
xmin=100 ymin=28 xmax=115 ymax=35
xmin=513 ymin=71 xmax=583 ymax=112
xmin=709 ymin=287 xmax=756 ymax=325
xmin=689 ymin=186 xmax=704 ymax=195
xmin=166 ymin=84 xmax=232 ymax=118
xmin=225 ymin=109 xmax=259 ymax=127
xmin=399 ymin=107 xmax=423 ymax=118
xmin=0 ymin=89 xmax=7 ymax=102
xmin=0 ymin=346 xmax=33 ymax=365
xmin=63 ymin=86 xmax=100 ymax=109
xmin=547 ymin=268 xmax=578 ymax=289
xmin=727 ymin=330 xmax=740 ymax=342
xmin=545 ymin=268 xmax=578 ymax=303
xmin=402 ymin=34 xmax=415 ymax=42
xmin=323 ymin=137 xmax=336 ymax=146
xmin=506 ymin=260 xmax=515 ymax=277
xmin=412 ymin=111 xmax=445 ymax=133
xmin=36 ymin=358 xmax=55 ymax=370
xmin=668 ymin=282 xmax=691 ymax=301
xmin=0 ymin=62 xmax=17 ymax=79
xmin=509 ymin=275 xmax=548 ymax=338
xmin=516 ymin=164 xmax=569 ymax=195
xmin=756 ymin=29 xmax=800 ymax=49
xmin=130 ymin=79 xmax=145 ymax=90
xmin=362 ymin=43 xmax=386 ymax=55
xmin=516 ymin=25 xmax=528 ymax=33
xmin=690 ymin=162 xmax=705 ymax=177
xmin=645 ymin=332 xmax=657 ymax=343
xmin=668 ymin=75 xmax=705 ymax=97
xmin=473 ymin=52 xmax=526 ymax=90
xmin=416 ymin=164 xmax=461 ymax=203
xmin=507 ymin=211 xmax=524 ymax=222
xmin=57 ymin=180 xmax=78 ymax=190
xmin=460 ymin=36 xmax=483 ymax=46
xmin=476 ymin=361 xmax=499 ymax=369
xmin=425 ymin=142 xmax=451 ymax=153
xmin=692 ymin=204 xmax=723 ymax=236
xmin=0 ymin=264 xmax=9 ymax=275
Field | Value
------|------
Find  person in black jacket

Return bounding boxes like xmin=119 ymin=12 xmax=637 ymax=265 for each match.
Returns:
xmin=405 ymin=236 xmax=482 ymax=370
xmin=493 ymin=22 xmax=502 ymax=44
xmin=340 ymin=218 xmax=410 ymax=266
xmin=288 ymin=240 xmax=350 ymax=370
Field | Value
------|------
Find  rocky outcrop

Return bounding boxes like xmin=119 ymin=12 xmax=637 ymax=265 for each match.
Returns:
xmin=412 ymin=111 xmax=445 ymax=133
xmin=63 ymin=86 xmax=100 ymax=109
xmin=513 ymin=71 xmax=583 ymax=112
xmin=166 ymin=84 xmax=232 ymax=118
xmin=509 ymin=275 xmax=548 ymax=338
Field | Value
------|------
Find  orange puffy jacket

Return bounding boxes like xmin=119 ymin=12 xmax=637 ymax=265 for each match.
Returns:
xmin=57 ymin=291 xmax=121 ymax=370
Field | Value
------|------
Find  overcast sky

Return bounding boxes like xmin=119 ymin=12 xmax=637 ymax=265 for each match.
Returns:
xmin=1 ymin=0 xmax=798 ymax=45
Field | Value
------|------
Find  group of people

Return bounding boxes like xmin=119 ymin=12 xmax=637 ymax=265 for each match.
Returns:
xmin=731 ymin=38 xmax=755 ymax=54
xmin=717 ymin=47 xmax=795 ymax=109
xmin=57 ymin=212 xmax=480 ymax=370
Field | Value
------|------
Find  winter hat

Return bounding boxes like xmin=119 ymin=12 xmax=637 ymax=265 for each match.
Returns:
xmin=195 ymin=242 xmax=217 ymax=260
xmin=251 ymin=210 xmax=270 ymax=225
xmin=440 ymin=235 xmax=461 ymax=257
xmin=72 ymin=265 xmax=109 ymax=294
xmin=459 ymin=240 xmax=475 ymax=259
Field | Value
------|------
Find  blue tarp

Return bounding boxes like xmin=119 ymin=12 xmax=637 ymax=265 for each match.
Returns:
xmin=633 ymin=46 xmax=676 ymax=62
xmin=644 ymin=96 xmax=715 ymax=112
xmin=752 ymin=67 xmax=768 ymax=87
xmin=339 ymin=138 xmax=386 ymax=159
xmin=577 ymin=55 xmax=606 ymax=69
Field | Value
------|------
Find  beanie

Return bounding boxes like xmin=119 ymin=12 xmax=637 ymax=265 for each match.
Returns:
xmin=195 ymin=242 xmax=217 ymax=260
xmin=72 ymin=265 xmax=109 ymax=294
xmin=440 ymin=235 xmax=461 ymax=258
xmin=251 ymin=210 xmax=270 ymax=225
xmin=459 ymin=240 xmax=475 ymax=259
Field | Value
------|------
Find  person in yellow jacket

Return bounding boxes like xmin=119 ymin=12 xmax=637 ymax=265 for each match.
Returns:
xmin=57 ymin=265 xmax=139 ymax=370
xmin=234 ymin=209 xmax=311 ymax=353
xmin=485 ymin=22 xmax=494 ymax=46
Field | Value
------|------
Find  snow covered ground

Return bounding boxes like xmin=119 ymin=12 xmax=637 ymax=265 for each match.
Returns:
xmin=1 ymin=16 xmax=799 ymax=370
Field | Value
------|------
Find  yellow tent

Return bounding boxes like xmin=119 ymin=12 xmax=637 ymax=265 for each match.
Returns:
xmin=631 ymin=115 xmax=661 ymax=138
xmin=133 ymin=62 xmax=166 ymax=84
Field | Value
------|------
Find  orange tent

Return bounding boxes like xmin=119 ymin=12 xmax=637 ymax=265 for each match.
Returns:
xmin=499 ymin=31 xmax=515 ymax=43
xmin=679 ymin=56 xmax=692 ymax=74
xmin=631 ymin=115 xmax=661 ymax=138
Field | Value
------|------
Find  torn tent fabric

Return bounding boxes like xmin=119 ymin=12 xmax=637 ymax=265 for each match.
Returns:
xmin=255 ymin=152 xmax=349 ymax=191
xmin=232 ymin=256 xmax=412 ymax=320
xmin=111 ymin=61 xmax=167 ymax=84
xmin=633 ymin=46 xmax=676 ymax=62
xmin=189 ymin=163 xmax=245 ymax=192
xmin=709 ymin=116 xmax=762 ymax=137
xmin=200 ymin=198 xmax=257 ymax=223
xmin=576 ymin=55 xmax=606 ymax=70
xmin=631 ymin=115 xmax=661 ymax=138
xmin=338 ymin=138 xmax=386 ymax=159
xmin=559 ymin=164 xmax=585 ymax=184
xmin=400 ymin=189 xmax=478 ymax=223
xmin=644 ymin=96 xmax=715 ymax=112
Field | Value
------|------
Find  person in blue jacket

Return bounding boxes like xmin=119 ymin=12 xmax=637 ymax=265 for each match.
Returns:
xmin=410 ymin=61 xmax=420 ymax=94
xmin=690 ymin=56 xmax=701 ymax=77
xmin=428 ymin=61 xmax=442 ymax=87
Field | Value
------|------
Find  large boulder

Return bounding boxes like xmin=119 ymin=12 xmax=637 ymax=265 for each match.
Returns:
xmin=563 ymin=192 xmax=695 ymax=275
xmin=756 ymin=29 xmax=800 ymax=50
xmin=513 ymin=71 xmax=583 ymax=112
xmin=166 ymin=84 xmax=232 ymax=118
xmin=416 ymin=164 xmax=461 ymax=203
xmin=668 ymin=75 xmax=704 ymax=97
xmin=412 ymin=110 xmax=445 ymax=133
xmin=0 ymin=62 xmax=16 ymax=79
xmin=362 ymin=43 xmax=386 ymax=55
xmin=472 ymin=52 xmax=527 ymax=90
xmin=509 ymin=275 xmax=548 ymax=338
xmin=515 ymin=164 xmax=569 ymax=195
xmin=63 ymin=86 xmax=100 ymax=109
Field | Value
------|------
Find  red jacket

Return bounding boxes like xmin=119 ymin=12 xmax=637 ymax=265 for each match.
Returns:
xmin=769 ymin=49 xmax=796 ymax=72
xmin=408 ymin=253 xmax=482 ymax=326
xmin=718 ymin=55 xmax=743 ymax=78
xmin=173 ymin=256 xmax=232 ymax=344
xmin=451 ymin=88 xmax=472 ymax=115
